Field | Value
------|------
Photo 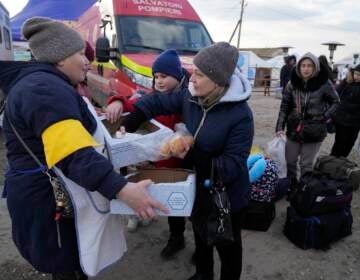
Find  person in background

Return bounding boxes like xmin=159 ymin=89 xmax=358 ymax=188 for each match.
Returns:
xmin=340 ymin=64 xmax=350 ymax=81
xmin=318 ymin=55 xmax=336 ymax=84
xmin=0 ymin=17 xmax=166 ymax=280
xmin=331 ymin=64 xmax=360 ymax=157
xmin=280 ymin=55 xmax=296 ymax=93
xmin=275 ymin=52 xmax=339 ymax=193
xmin=122 ymin=42 xmax=254 ymax=280
xmin=107 ymin=49 xmax=190 ymax=259
xmin=77 ymin=41 xmax=94 ymax=99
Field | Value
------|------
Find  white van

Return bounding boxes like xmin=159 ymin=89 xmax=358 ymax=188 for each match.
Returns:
xmin=0 ymin=1 xmax=13 ymax=60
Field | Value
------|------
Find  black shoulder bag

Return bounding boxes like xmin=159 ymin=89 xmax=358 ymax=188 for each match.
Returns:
xmin=193 ymin=160 xmax=234 ymax=246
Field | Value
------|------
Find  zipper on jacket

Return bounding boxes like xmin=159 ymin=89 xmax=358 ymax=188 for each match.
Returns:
xmin=191 ymin=100 xmax=219 ymax=141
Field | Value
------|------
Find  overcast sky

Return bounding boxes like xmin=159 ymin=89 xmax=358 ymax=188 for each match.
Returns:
xmin=2 ymin=0 xmax=359 ymax=61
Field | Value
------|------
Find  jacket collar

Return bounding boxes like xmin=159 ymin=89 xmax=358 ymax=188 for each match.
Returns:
xmin=0 ymin=61 xmax=71 ymax=96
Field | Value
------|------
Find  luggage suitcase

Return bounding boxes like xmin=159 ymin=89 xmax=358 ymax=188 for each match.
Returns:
xmin=242 ymin=200 xmax=275 ymax=231
xmin=283 ymin=206 xmax=353 ymax=250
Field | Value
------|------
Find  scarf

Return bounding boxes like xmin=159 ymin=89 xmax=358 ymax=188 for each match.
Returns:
xmin=198 ymin=85 xmax=226 ymax=109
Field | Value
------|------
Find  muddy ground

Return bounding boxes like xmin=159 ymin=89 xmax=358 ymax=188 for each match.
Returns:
xmin=0 ymin=89 xmax=359 ymax=280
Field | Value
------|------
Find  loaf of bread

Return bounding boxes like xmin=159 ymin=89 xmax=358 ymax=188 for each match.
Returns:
xmin=160 ymin=135 xmax=194 ymax=157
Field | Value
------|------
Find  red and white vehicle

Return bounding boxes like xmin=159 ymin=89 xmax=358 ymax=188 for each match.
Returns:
xmin=0 ymin=1 xmax=13 ymax=61
xmin=75 ymin=0 xmax=213 ymax=106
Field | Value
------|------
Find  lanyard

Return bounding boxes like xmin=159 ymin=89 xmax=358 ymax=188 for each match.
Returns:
xmin=296 ymin=91 xmax=310 ymax=120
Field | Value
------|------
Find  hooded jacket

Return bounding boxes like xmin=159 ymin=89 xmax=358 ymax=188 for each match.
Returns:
xmin=124 ymin=69 xmax=254 ymax=213
xmin=275 ymin=53 xmax=340 ymax=143
xmin=0 ymin=61 xmax=127 ymax=273
xmin=333 ymin=79 xmax=360 ymax=128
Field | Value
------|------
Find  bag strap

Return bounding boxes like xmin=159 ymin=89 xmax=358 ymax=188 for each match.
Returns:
xmin=4 ymin=101 xmax=53 ymax=179
xmin=210 ymin=159 xmax=226 ymax=190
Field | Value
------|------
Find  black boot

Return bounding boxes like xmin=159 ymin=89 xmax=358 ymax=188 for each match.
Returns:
xmin=160 ymin=235 xmax=185 ymax=259
xmin=52 ymin=271 xmax=87 ymax=280
xmin=190 ymin=251 xmax=196 ymax=265
xmin=286 ymin=177 xmax=299 ymax=201
xmin=187 ymin=273 xmax=214 ymax=280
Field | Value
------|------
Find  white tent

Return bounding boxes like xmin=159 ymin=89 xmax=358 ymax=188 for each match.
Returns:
xmin=334 ymin=55 xmax=357 ymax=67
xmin=247 ymin=51 xmax=273 ymax=68
xmin=267 ymin=55 xmax=285 ymax=69
xmin=267 ymin=53 xmax=301 ymax=69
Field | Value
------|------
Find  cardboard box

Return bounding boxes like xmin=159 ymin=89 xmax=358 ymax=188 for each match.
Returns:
xmin=110 ymin=168 xmax=196 ymax=217
xmin=99 ymin=117 xmax=174 ymax=168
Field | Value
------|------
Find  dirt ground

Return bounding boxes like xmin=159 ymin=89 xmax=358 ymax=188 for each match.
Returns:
xmin=0 ymin=89 xmax=359 ymax=280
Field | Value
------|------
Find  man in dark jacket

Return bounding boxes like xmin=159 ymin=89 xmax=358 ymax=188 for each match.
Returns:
xmin=275 ymin=52 xmax=339 ymax=189
xmin=280 ymin=55 xmax=296 ymax=92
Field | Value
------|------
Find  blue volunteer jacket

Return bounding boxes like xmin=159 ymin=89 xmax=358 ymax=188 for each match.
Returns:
xmin=0 ymin=61 xmax=127 ymax=273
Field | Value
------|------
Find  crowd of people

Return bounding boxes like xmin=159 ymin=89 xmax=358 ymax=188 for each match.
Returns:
xmin=0 ymin=16 xmax=359 ymax=280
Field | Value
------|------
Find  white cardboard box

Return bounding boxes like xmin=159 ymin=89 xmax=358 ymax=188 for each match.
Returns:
xmin=110 ymin=168 xmax=196 ymax=217
xmin=99 ymin=117 xmax=174 ymax=168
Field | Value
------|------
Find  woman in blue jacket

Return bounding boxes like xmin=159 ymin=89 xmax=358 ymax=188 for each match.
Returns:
xmin=123 ymin=42 xmax=254 ymax=280
xmin=0 ymin=17 xmax=166 ymax=280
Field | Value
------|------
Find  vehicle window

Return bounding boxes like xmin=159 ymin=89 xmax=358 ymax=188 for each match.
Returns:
xmin=3 ymin=27 xmax=11 ymax=50
xmin=118 ymin=16 xmax=212 ymax=53
xmin=0 ymin=26 xmax=2 ymax=44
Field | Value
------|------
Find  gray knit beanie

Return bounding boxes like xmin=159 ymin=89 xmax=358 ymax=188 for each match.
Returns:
xmin=193 ymin=42 xmax=239 ymax=86
xmin=22 ymin=17 xmax=85 ymax=63
xmin=296 ymin=52 xmax=321 ymax=78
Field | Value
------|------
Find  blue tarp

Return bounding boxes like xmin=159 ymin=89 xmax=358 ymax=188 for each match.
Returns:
xmin=11 ymin=0 xmax=97 ymax=41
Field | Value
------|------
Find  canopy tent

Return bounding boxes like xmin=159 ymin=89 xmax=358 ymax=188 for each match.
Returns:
xmin=334 ymin=55 xmax=358 ymax=67
xmin=266 ymin=53 xmax=301 ymax=69
xmin=246 ymin=51 xmax=273 ymax=68
xmin=11 ymin=0 xmax=97 ymax=41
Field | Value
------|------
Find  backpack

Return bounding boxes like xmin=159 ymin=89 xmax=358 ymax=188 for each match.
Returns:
xmin=314 ymin=155 xmax=360 ymax=190
xmin=291 ymin=172 xmax=353 ymax=216
xmin=250 ymin=158 xmax=278 ymax=202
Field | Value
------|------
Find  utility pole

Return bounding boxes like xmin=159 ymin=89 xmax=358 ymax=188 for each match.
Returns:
xmin=237 ymin=0 xmax=245 ymax=49
xmin=229 ymin=0 xmax=246 ymax=49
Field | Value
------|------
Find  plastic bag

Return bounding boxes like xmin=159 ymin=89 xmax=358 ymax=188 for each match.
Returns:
xmin=266 ymin=136 xmax=287 ymax=178
xmin=114 ymin=122 xmax=194 ymax=162
xmin=159 ymin=123 xmax=194 ymax=158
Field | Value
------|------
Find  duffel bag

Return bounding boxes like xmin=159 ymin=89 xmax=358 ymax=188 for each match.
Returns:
xmin=242 ymin=200 xmax=275 ymax=231
xmin=283 ymin=206 xmax=353 ymax=250
xmin=314 ymin=155 xmax=360 ymax=190
xmin=291 ymin=172 xmax=353 ymax=216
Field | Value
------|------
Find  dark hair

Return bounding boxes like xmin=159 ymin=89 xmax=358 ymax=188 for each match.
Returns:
xmin=318 ymin=54 xmax=332 ymax=79
xmin=318 ymin=55 xmax=330 ymax=67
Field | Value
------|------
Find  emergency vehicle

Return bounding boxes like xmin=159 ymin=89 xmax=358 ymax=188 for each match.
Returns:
xmin=0 ymin=1 xmax=13 ymax=60
xmin=75 ymin=0 xmax=213 ymax=106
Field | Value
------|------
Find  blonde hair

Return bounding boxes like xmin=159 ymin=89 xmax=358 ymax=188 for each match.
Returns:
xmin=346 ymin=70 xmax=354 ymax=83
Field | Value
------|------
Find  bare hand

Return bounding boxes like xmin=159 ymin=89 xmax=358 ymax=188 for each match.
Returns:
xmin=276 ymin=130 xmax=285 ymax=137
xmin=116 ymin=179 xmax=169 ymax=219
xmin=105 ymin=100 xmax=123 ymax=124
